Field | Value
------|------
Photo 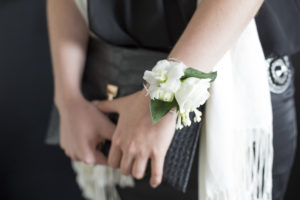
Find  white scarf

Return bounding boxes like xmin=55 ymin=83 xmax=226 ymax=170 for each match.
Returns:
xmin=198 ymin=19 xmax=273 ymax=200
xmin=72 ymin=1 xmax=273 ymax=200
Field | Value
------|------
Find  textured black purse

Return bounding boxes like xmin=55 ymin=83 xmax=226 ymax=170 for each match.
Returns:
xmin=45 ymin=36 xmax=203 ymax=193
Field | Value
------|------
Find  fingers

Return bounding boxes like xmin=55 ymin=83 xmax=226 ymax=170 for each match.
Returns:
xmin=66 ymin=151 xmax=80 ymax=162
xmin=96 ymin=117 xmax=115 ymax=140
xmin=73 ymin=155 xmax=81 ymax=162
xmin=150 ymin=151 xmax=165 ymax=188
xmin=58 ymin=99 xmax=118 ymax=167
xmin=107 ymin=139 xmax=123 ymax=168
xmin=132 ymin=154 xmax=148 ymax=179
xmin=72 ymin=138 xmax=108 ymax=165
xmin=69 ymin=148 xmax=108 ymax=165
xmin=92 ymin=100 xmax=116 ymax=140
xmin=92 ymin=149 xmax=108 ymax=165
xmin=120 ymin=152 xmax=135 ymax=175
xmin=80 ymin=146 xmax=102 ymax=165
xmin=93 ymin=99 xmax=121 ymax=113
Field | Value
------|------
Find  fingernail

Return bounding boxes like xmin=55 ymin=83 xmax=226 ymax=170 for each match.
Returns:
xmin=151 ymin=183 xmax=159 ymax=188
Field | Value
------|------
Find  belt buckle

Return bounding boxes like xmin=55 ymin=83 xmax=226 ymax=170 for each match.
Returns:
xmin=266 ymin=55 xmax=292 ymax=94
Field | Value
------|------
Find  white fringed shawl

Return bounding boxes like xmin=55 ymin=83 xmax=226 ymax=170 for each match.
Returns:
xmin=198 ymin=19 xmax=273 ymax=200
xmin=72 ymin=1 xmax=273 ymax=200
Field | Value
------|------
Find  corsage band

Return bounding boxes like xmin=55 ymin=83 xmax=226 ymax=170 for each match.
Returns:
xmin=143 ymin=58 xmax=217 ymax=130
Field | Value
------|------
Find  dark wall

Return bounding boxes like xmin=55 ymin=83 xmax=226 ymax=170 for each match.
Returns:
xmin=0 ymin=0 xmax=299 ymax=200
xmin=0 ymin=1 xmax=83 ymax=200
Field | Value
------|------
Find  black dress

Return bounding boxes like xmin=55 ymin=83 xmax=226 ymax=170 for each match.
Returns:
xmin=86 ymin=1 xmax=298 ymax=200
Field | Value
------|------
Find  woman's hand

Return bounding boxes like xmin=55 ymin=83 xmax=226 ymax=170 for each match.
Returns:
xmin=95 ymin=89 xmax=177 ymax=188
xmin=57 ymin=96 xmax=115 ymax=165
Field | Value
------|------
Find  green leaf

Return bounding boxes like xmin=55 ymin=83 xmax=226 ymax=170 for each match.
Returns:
xmin=150 ymin=99 xmax=178 ymax=124
xmin=181 ymin=67 xmax=217 ymax=82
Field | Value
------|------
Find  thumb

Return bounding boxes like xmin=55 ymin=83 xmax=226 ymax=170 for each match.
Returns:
xmin=92 ymin=99 xmax=121 ymax=113
xmin=81 ymin=144 xmax=108 ymax=165
xmin=92 ymin=148 xmax=108 ymax=165
xmin=96 ymin=119 xmax=115 ymax=140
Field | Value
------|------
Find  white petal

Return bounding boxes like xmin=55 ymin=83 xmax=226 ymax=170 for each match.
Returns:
xmin=175 ymin=77 xmax=211 ymax=112
xmin=152 ymin=60 xmax=171 ymax=72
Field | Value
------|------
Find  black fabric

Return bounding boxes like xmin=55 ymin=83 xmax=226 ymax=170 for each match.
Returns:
xmin=271 ymin=62 xmax=298 ymax=200
xmin=87 ymin=0 xmax=196 ymax=52
xmin=255 ymin=0 xmax=300 ymax=57
xmin=88 ymin=0 xmax=300 ymax=57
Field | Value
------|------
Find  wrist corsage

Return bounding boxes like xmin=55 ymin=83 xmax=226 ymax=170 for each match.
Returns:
xmin=143 ymin=58 xmax=217 ymax=130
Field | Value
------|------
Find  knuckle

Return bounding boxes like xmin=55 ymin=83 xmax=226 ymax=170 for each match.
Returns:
xmin=120 ymin=167 xmax=130 ymax=176
xmin=108 ymin=158 xmax=118 ymax=168
xmin=107 ymin=159 xmax=114 ymax=167
xmin=137 ymin=149 xmax=147 ymax=158
xmin=112 ymin=135 xmax=121 ymax=147
xmin=152 ymin=170 xmax=162 ymax=179
xmin=82 ymin=157 xmax=95 ymax=165
xmin=151 ymin=148 xmax=161 ymax=158
xmin=126 ymin=141 xmax=136 ymax=154
xmin=80 ymin=151 xmax=95 ymax=165
xmin=69 ymin=155 xmax=78 ymax=161
xmin=108 ymin=162 xmax=116 ymax=168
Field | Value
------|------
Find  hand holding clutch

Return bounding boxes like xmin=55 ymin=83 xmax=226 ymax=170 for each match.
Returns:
xmin=94 ymin=88 xmax=178 ymax=188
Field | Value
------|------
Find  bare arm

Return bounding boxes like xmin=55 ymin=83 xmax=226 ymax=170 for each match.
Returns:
xmin=47 ymin=0 xmax=115 ymax=164
xmin=169 ymin=0 xmax=264 ymax=72
xmin=47 ymin=0 xmax=88 ymax=107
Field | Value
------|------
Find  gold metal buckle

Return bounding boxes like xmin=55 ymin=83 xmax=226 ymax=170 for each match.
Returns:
xmin=106 ymin=84 xmax=118 ymax=100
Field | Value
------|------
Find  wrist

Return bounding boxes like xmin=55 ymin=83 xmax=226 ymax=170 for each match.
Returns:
xmin=54 ymin=87 xmax=85 ymax=111
xmin=139 ymin=85 xmax=178 ymax=122
xmin=138 ymin=86 xmax=151 ymax=105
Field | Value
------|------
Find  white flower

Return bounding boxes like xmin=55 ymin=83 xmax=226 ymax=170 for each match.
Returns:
xmin=143 ymin=60 xmax=186 ymax=102
xmin=175 ymin=77 xmax=211 ymax=112
xmin=175 ymin=77 xmax=211 ymax=129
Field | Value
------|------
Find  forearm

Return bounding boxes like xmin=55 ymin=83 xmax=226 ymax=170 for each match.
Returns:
xmin=168 ymin=0 xmax=264 ymax=72
xmin=47 ymin=0 xmax=89 ymax=108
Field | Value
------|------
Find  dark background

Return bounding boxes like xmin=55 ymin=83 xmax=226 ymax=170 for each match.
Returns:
xmin=0 ymin=0 xmax=299 ymax=199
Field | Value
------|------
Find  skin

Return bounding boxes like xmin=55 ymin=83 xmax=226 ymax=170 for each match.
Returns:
xmin=47 ymin=0 xmax=264 ymax=188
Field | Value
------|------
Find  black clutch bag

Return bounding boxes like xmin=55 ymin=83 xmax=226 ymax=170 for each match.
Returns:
xmin=45 ymin=36 xmax=203 ymax=193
